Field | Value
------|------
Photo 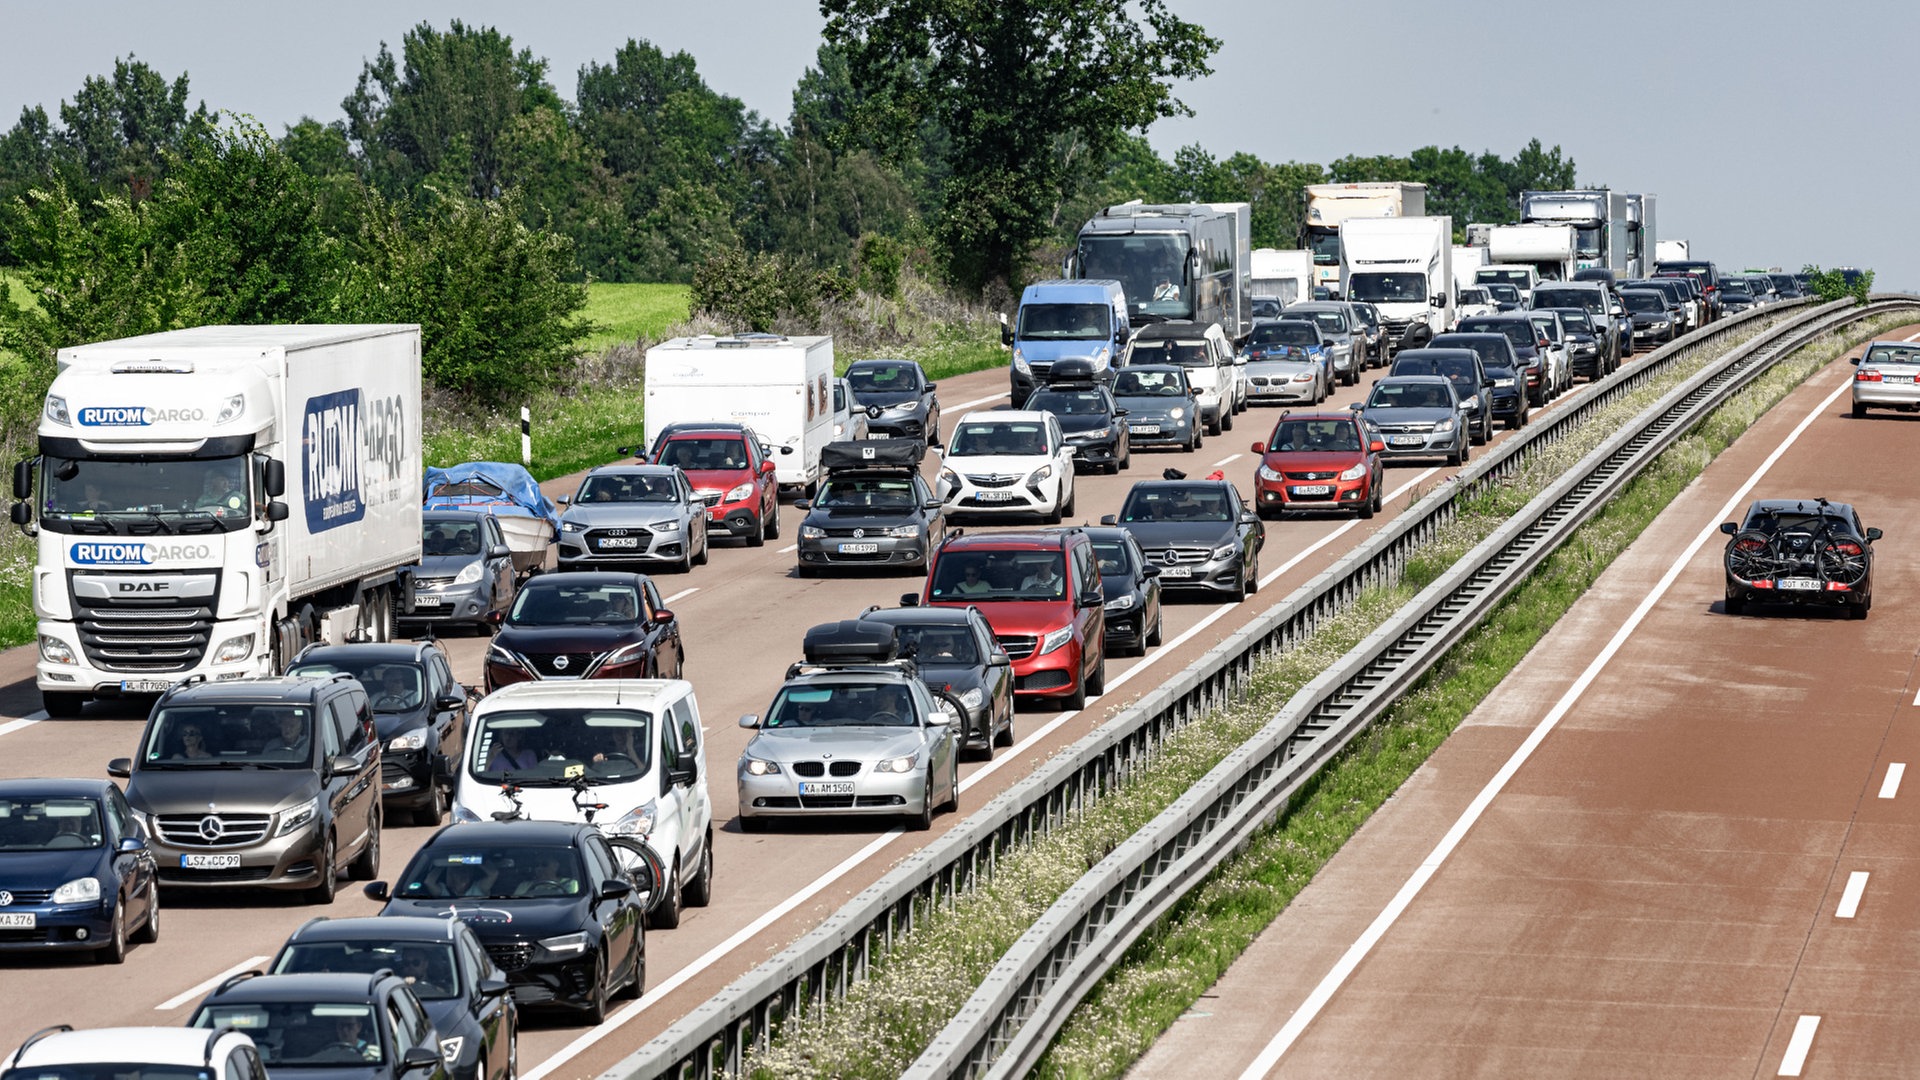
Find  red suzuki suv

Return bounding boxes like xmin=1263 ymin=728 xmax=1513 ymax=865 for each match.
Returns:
xmin=1251 ymin=410 xmax=1385 ymax=520
xmin=918 ymin=529 xmax=1106 ymax=710
xmin=649 ymin=424 xmax=782 ymax=546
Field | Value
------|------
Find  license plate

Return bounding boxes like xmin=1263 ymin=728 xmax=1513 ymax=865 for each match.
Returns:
xmin=1887 ymin=375 xmax=1913 ymax=383
xmin=1161 ymin=566 xmax=1193 ymax=579
xmin=838 ymin=542 xmax=879 ymax=554
xmin=1389 ymin=435 xmax=1424 ymax=447
xmin=1779 ymin=578 xmax=1820 ymax=591
xmin=1130 ymin=424 xmax=1161 ymax=434
xmin=1291 ymin=485 xmax=1333 ymax=495
xmin=973 ymin=490 xmax=1015 ymax=502
xmin=180 ymin=853 xmax=241 ymax=870
xmin=121 ymin=679 xmax=172 ymax=694
xmin=411 ymin=595 xmax=443 ymax=608
xmin=597 ymin=537 xmax=640 ymax=549
xmin=800 ymin=782 xmax=855 ymax=795
xmin=707 ymin=510 xmax=725 ymax=521
xmin=0 ymin=913 xmax=33 ymax=929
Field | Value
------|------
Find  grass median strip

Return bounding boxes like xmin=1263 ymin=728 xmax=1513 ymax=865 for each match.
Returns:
xmin=726 ymin=311 xmax=1899 ymax=1078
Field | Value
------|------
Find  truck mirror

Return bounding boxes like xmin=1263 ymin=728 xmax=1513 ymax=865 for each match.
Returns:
xmin=262 ymin=459 xmax=286 ymax=498
xmin=1000 ymin=314 xmax=1014 ymax=347
xmin=11 ymin=459 xmax=31 ymax=500
xmin=266 ymin=501 xmax=289 ymax=523
xmin=10 ymin=502 xmax=29 ymax=526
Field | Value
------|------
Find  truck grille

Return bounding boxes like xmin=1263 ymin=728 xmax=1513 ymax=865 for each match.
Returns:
xmin=995 ymin=633 xmax=1037 ymax=660
xmin=69 ymin=571 xmax=221 ymax=673
xmin=156 ymin=812 xmax=273 ymax=848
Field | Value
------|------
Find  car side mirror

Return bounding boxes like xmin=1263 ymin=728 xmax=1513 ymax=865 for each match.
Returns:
xmin=327 ymin=754 xmax=358 ymax=777
xmin=401 ymin=1047 xmax=441 ymax=1073
xmin=1370 ymin=439 xmax=1385 ymax=453
xmin=653 ymin=608 xmax=675 ymax=625
xmin=598 ymin=878 xmax=633 ymax=901
xmin=738 ymin=714 xmax=760 ymax=729
xmin=1718 ymin=522 xmax=1738 ymax=535
xmin=107 ymin=758 xmax=132 ymax=779
xmin=760 ymin=460 xmax=777 ymax=474
xmin=490 ymin=544 xmax=511 ymax=558
xmin=1349 ymin=402 xmax=1364 ymax=412
xmin=923 ymin=499 xmax=943 ymax=510
xmin=1251 ymin=442 xmax=1266 ymax=454
xmin=668 ymin=763 xmax=697 ymax=787
xmin=434 ymin=693 xmax=464 ymax=711
xmin=477 ymin=976 xmax=510 ymax=997
xmin=1850 ymin=357 xmax=1862 ymax=366
xmin=1077 ymin=592 xmax=1103 ymax=609
xmin=1866 ymin=527 xmax=1883 ymax=542
xmin=793 ymin=499 xmax=811 ymax=510
xmin=778 ymin=446 xmax=794 ymax=456
xmin=1100 ymin=514 xmax=1117 ymax=525
xmin=1114 ymin=408 xmax=1128 ymax=417
xmin=927 ymin=381 xmax=939 ymax=390
xmin=363 ymin=881 xmax=390 ymax=902
xmin=557 ymin=495 xmax=570 ymax=505
xmin=1143 ymin=564 xmax=1161 ymax=579
xmin=117 ymin=835 xmax=147 ymax=853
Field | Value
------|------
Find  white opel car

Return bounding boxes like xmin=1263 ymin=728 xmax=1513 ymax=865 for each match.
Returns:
xmin=938 ymin=410 xmax=1077 ymax=522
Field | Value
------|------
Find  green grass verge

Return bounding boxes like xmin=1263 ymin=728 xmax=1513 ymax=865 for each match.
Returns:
xmin=578 ymin=283 xmax=691 ymax=354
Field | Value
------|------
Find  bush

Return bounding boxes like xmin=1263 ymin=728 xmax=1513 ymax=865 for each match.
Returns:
xmin=690 ymin=246 xmax=852 ymax=331
xmin=1803 ymin=264 xmax=1873 ymax=306
xmin=854 ymin=232 xmax=905 ymax=299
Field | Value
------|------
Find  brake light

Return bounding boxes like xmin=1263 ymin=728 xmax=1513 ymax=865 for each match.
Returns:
xmin=1856 ymin=369 xmax=1883 ymax=382
xmin=1830 ymin=542 xmax=1863 ymax=557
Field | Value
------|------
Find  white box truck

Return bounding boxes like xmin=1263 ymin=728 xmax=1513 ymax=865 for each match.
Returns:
xmin=1303 ymin=182 xmax=1427 ymax=291
xmin=1486 ymin=223 xmax=1579 ymax=283
xmin=1451 ymin=245 xmax=1488 ymax=290
xmin=10 ymin=325 xmax=423 ymax=717
xmin=1250 ymin=248 xmax=1314 ymax=307
xmin=1339 ymin=216 xmax=1454 ymax=355
xmin=644 ymin=333 xmax=836 ymax=492
xmin=1656 ymin=239 xmax=1690 ymax=263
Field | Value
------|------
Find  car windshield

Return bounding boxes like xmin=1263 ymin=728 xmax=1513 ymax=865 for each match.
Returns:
xmin=1484 ymin=284 xmax=1522 ymax=303
xmin=1026 ymin=390 xmax=1107 ymax=416
xmin=654 ymin=438 xmax=749 ymax=472
xmin=0 ymin=797 xmax=103 ymax=851
xmin=1265 ymin=419 xmax=1362 ymax=454
xmin=1459 ymin=322 xmax=1532 ymax=349
xmin=949 ymin=422 xmax=1047 ymax=457
xmin=1248 ymin=322 xmax=1318 ymax=347
xmin=190 ymin=1001 xmax=384 ymax=1066
xmin=1015 ymin=303 xmax=1111 ymax=341
xmin=275 ymin=941 xmax=461 ymax=1001
xmin=1130 ymin=340 xmax=1212 ymax=368
xmin=817 ymin=477 xmax=917 ymax=509
xmin=470 ymin=707 xmax=653 ymax=785
xmin=422 ymin=520 xmax=484 ymax=556
xmin=764 ymin=682 xmax=917 ymax=727
xmin=1120 ymin=484 xmax=1234 ymax=523
xmin=508 ymin=582 xmax=642 ymax=626
xmin=1533 ymin=289 xmax=1602 ymax=314
xmin=396 ymin=844 xmax=587 ymax=900
xmin=141 ymin=704 xmax=315 ymax=768
xmin=1112 ymin=370 xmax=1187 ymax=396
xmin=575 ymin=473 xmax=679 ymax=503
xmin=1092 ymin=540 xmax=1135 ymax=574
xmin=1306 ymin=311 xmax=1349 ymax=334
xmin=1623 ymin=292 xmax=1667 ymax=313
xmin=1458 ymin=288 xmax=1490 ymax=304
xmin=890 ymin=623 xmax=979 ymax=664
xmin=929 ymin=551 xmax=1068 ymax=600
xmin=1346 ymin=273 xmax=1427 ymax=303
xmin=1369 ymin=382 xmax=1454 ymax=410
xmin=285 ymin=658 xmax=424 ymax=714
xmin=846 ymin=363 xmax=920 ymax=394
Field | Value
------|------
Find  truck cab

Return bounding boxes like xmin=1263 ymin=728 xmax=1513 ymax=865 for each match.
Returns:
xmin=1004 ymin=279 xmax=1130 ymax=402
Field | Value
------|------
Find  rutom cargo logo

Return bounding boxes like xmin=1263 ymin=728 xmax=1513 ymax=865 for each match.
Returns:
xmin=302 ymin=389 xmax=408 ymax=533
xmin=70 ymin=542 xmax=213 ymax=566
xmin=77 ymin=406 xmax=205 ymax=427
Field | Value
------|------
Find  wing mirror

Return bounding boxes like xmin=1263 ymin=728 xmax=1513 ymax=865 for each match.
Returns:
xmin=107 ymin=758 xmax=132 ymax=778
xmin=1866 ymin=527 xmax=1883 ymax=542
xmin=1251 ymin=442 xmax=1266 ymax=454
xmin=760 ymin=460 xmax=777 ymax=474
xmin=667 ymin=763 xmax=698 ymax=787
xmin=11 ymin=459 xmax=31 ymax=500
xmin=401 ymin=1048 xmax=442 ymax=1074
xmin=653 ymin=608 xmax=675 ymax=624
xmin=262 ymin=459 xmax=286 ymax=498
xmin=326 ymin=754 xmax=359 ymax=778
xmin=1142 ymin=564 xmax=1161 ymax=578
xmin=597 ymin=878 xmax=634 ymax=901
xmin=9 ymin=503 xmax=29 ymax=526
xmin=490 ymin=544 xmax=511 ymax=558
xmin=363 ymin=881 xmax=391 ymax=902
xmin=793 ymin=499 xmax=811 ymax=511
xmin=1370 ymin=439 xmax=1386 ymax=453
xmin=738 ymin=714 xmax=761 ymax=729
xmin=557 ymin=495 xmax=571 ymax=505
xmin=117 ymin=835 xmax=147 ymax=853
xmin=434 ymin=693 xmax=465 ymax=710
xmin=1718 ymin=522 xmax=1738 ymax=535
xmin=1100 ymin=514 xmax=1118 ymax=525
xmin=778 ymin=445 xmax=794 ymax=456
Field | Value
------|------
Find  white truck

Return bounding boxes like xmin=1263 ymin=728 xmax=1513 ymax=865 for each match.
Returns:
xmin=1302 ymin=182 xmax=1427 ymax=292
xmin=644 ymin=333 xmax=836 ymax=493
xmin=1250 ymin=248 xmax=1314 ymax=308
xmin=1339 ymin=215 xmax=1454 ymax=356
xmin=1520 ymin=189 xmax=1655 ymax=278
xmin=1451 ymin=244 xmax=1488 ymax=291
xmin=10 ymin=325 xmax=423 ymax=717
xmin=1486 ymin=223 xmax=1580 ymax=283
xmin=1656 ymin=239 xmax=1690 ymax=263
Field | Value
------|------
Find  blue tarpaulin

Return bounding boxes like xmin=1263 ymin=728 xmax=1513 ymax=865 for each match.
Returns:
xmin=422 ymin=462 xmax=560 ymax=532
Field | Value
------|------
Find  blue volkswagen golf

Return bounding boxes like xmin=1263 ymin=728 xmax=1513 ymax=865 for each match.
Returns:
xmin=0 ymin=778 xmax=159 ymax=963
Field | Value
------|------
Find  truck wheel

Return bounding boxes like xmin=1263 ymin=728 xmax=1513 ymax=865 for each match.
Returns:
xmin=42 ymin=692 xmax=86 ymax=719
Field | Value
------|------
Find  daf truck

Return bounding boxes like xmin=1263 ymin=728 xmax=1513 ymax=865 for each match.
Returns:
xmin=1302 ymin=182 xmax=1427 ymax=292
xmin=1066 ymin=201 xmax=1252 ymax=342
xmin=1339 ymin=215 xmax=1454 ymax=357
xmin=11 ymin=325 xmax=424 ymax=717
xmin=1520 ymin=189 xmax=1655 ymax=278
xmin=1486 ymin=223 xmax=1580 ymax=283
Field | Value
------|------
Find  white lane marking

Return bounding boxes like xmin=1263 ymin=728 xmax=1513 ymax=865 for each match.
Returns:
xmin=1835 ymin=871 xmax=1869 ymax=919
xmin=156 ymin=955 xmax=270 ymax=1010
xmin=1779 ymin=1015 xmax=1821 ymax=1076
xmin=0 ymin=717 xmax=43 ymax=737
xmin=520 ymin=830 xmax=905 ymax=1080
xmin=950 ymin=391 xmax=1010 ymax=411
xmin=777 ymin=543 xmax=799 ymax=554
xmin=1212 ymin=453 xmax=1243 ymax=469
xmin=1880 ymin=762 xmax=1905 ymax=799
xmin=1238 ymin=363 xmax=1858 ymax=1079
xmin=661 ymin=587 xmax=700 ymax=605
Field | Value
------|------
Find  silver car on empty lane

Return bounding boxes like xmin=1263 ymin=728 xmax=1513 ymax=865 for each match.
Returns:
xmin=1852 ymin=340 xmax=1920 ymax=417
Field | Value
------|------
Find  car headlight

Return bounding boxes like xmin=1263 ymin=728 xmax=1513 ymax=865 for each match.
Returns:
xmin=743 ymin=756 xmax=782 ymax=776
xmin=1039 ymin=625 xmax=1074 ymax=656
xmin=438 ymin=1038 xmax=464 ymax=1066
xmin=610 ymin=800 xmax=656 ymax=837
xmin=276 ymin=797 xmax=319 ymax=837
xmin=536 ymin=932 xmax=591 ymax=958
xmin=605 ymin=640 xmax=653 ymax=666
xmin=650 ymin=519 xmax=681 ymax=533
xmin=212 ymin=634 xmax=254 ymax=664
xmin=453 ymin=561 xmax=485 ymax=585
xmin=1291 ymin=372 xmax=1315 ymax=383
xmin=1432 ymin=417 xmax=1456 ymax=433
xmin=1338 ymin=462 xmax=1368 ymax=481
xmin=451 ymin=805 xmax=484 ymax=824
xmin=883 ymin=525 xmax=921 ymax=539
xmin=486 ymin=642 xmax=524 ymax=668
xmin=874 ymin=755 xmax=917 ymax=774
xmin=957 ymin=687 xmax=986 ymax=709
xmin=39 ymin=635 xmax=76 ymax=665
xmin=51 ymin=877 xmax=100 ymax=905
xmin=560 ymin=520 xmax=587 ymax=534
xmin=725 ymin=482 xmax=755 ymax=502
xmin=1211 ymin=542 xmax=1239 ymax=561
xmin=939 ymin=467 xmax=959 ymax=490
xmin=886 ymin=401 xmax=917 ymax=415
xmin=834 ymin=422 xmax=847 ymax=438
xmin=1083 ymin=426 xmax=1112 ymax=440
xmin=1257 ymin=465 xmax=1283 ymax=482
xmin=1105 ymin=592 xmax=1137 ymax=612
xmin=1029 ymin=464 xmax=1052 ymax=484
xmin=1012 ymin=350 xmax=1030 ymax=373
xmin=1168 ymin=407 xmax=1186 ymax=420
xmin=389 ymin=731 xmax=428 ymax=752
xmin=800 ymin=525 xmax=826 ymax=539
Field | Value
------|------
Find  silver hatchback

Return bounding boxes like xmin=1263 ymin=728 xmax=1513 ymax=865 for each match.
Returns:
xmin=1851 ymin=340 xmax=1920 ymax=417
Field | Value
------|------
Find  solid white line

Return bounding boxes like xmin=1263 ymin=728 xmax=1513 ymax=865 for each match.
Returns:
xmin=660 ymin=587 xmax=700 ymax=605
xmin=1779 ymin=1015 xmax=1821 ymax=1076
xmin=950 ymin=391 xmax=1010 ymax=411
xmin=1238 ymin=362 xmax=1858 ymax=1079
xmin=156 ymin=955 xmax=270 ymax=1010
xmin=0 ymin=718 xmax=42 ymax=737
xmin=1212 ymin=453 xmax=1243 ymax=469
xmin=1835 ymin=871 xmax=1869 ymax=919
xmin=776 ymin=543 xmax=798 ymax=554
xmin=520 ymin=830 xmax=904 ymax=1080
xmin=1879 ymin=762 xmax=1905 ymax=799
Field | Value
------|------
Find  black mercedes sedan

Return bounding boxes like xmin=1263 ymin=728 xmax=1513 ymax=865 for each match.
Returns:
xmin=365 ymin=820 xmax=651 ymax=1024
xmin=1103 ymin=475 xmax=1265 ymax=601
xmin=289 ymin=641 xmax=472 ymax=826
xmin=483 ymin=572 xmax=683 ymax=692
xmin=1085 ymin=526 xmax=1163 ymax=656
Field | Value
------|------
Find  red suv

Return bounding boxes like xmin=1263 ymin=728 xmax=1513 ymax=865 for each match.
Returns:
xmin=649 ymin=424 xmax=782 ymax=545
xmin=919 ymin=529 xmax=1106 ymax=710
xmin=1251 ymin=410 xmax=1385 ymax=519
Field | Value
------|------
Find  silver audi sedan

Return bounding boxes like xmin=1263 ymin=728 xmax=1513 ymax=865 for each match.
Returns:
xmin=556 ymin=464 xmax=711 ymax=573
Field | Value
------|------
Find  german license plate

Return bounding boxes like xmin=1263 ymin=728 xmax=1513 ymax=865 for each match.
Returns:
xmin=411 ymin=595 xmax=443 ymax=608
xmin=1292 ymin=485 xmax=1333 ymax=496
xmin=1779 ymin=578 xmax=1820 ymax=591
xmin=180 ymin=853 xmax=241 ymax=870
xmin=1160 ymin=566 xmax=1193 ymax=579
xmin=121 ymin=679 xmax=172 ymax=694
xmin=0 ymin=913 xmax=33 ymax=929
xmin=597 ymin=537 xmax=640 ymax=549
xmin=800 ymin=782 xmax=854 ymax=795
xmin=974 ymin=491 xmax=1015 ymax=502
xmin=1887 ymin=375 xmax=1913 ymax=383
xmin=1130 ymin=424 xmax=1161 ymax=434
xmin=1389 ymin=435 xmax=1424 ymax=447
xmin=838 ymin=542 xmax=879 ymax=554
xmin=708 ymin=510 xmax=725 ymax=521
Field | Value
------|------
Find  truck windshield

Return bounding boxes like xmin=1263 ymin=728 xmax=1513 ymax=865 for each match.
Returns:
xmin=1305 ymin=227 xmax=1341 ymax=265
xmin=1016 ymin=303 xmax=1111 ymax=341
xmin=1077 ymin=234 xmax=1191 ymax=319
xmin=1573 ymin=227 xmax=1602 ymax=259
xmin=1347 ymin=273 xmax=1428 ymax=303
xmin=39 ymin=455 xmax=252 ymax=534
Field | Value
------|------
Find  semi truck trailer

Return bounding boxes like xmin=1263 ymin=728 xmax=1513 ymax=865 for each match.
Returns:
xmin=1303 ymin=182 xmax=1427 ymax=292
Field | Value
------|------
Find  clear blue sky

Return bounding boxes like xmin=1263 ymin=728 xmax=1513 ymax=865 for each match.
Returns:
xmin=3 ymin=1 xmax=1912 ymax=290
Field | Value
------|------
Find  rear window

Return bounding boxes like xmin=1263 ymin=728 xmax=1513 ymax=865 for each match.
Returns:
xmin=1457 ymin=321 xmax=1532 ymax=348
xmin=1248 ymin=322 xmax=1319 ymax=347
xmin=1864 ymin=345 xmax=1920 ymax=366
xmin=1533 ymin=288 xmax=1602 ymax=314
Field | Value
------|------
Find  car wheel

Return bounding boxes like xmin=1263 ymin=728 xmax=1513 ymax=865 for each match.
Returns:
xmin=745 ymin=513 xmax=766 ymax=547
xmin=648 ymin=857 xmax=683 ymax=930
xmin=1372 ymin=482 xmax=1384 ymax=515
xmin=763 ymin=501 xmax=780 ymax=540
xmin=1087 ymin=652 xmax=1106 ymax=696
xmin=796 ymin=563 xmax=818 ymax=579
xmin=1063 ymin=668 xmax=1088 ymax=711
xmin=1850 ymin=602 xmax=1869 ymax=621
xmin=1853 ymin=401 xmax=1868 ymax=419
xmin=739 ymin=814 xmax=767 ymax=834
xmin=132 ymin=879 xmax=160 ymax=944
xmin=1447 ymin=441 xmax=1465 ymax=467
xmin=995 ymin=708 xmax=1016 ymax=748
xmin=616 ymin=928 xmax=645 ymax=1000
xmin=349 ymin=809 xmax=381 ymax=881
xmin=1119 ymin=439 xmax=1132 ymax=471
xmin=1206 ymin=413 xmax=1221 ymax=437
xmin=95 ymin=904 xmax=127 ymax=965
xmin=580 ymin=951 xmax=609 ymax=1025
xmin=415 ymin=780 xmax=446 ymax=828
xmin=684 ymin=835 xmax=713 ymax=907
xmin=307 ymin=834 xmax=338 ymax=904
xmin=907 ymin=776 xmax=934 ymax=831
xmin=1222 ymin=407 xmax=1234 ymax=432
xmin=1189 ymin=428 xmax=1202 ymax=452
xmin=1147 ymin=608 xmax=1163 ymax=647
xmin=42 ymin=692 xmax=87 ymax=719
xmin=944 ymin=758 xmax=962 ymax=813
xmin=694 ymin=530 xmax=710 ymax=565
xmin=1233 ymin=558 xmax=1249 ymax=602
xmin=1358 ymin=484 xmax=1376 ymax=520
xmin=928 ymin=417 xmax=941 ymax=447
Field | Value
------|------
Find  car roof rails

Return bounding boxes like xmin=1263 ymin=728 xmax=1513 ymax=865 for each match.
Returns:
xmin=13 ymin=1026 xmax=75 ymax=1067
xmin=215 ymin=970 xmax=265 ymax=995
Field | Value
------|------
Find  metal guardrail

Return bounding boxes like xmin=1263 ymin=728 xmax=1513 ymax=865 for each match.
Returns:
xmin=608 ymin=296 xmax=1904 ymax=1079
xmin=904 ymin=294 xmax=1919 ymax=1078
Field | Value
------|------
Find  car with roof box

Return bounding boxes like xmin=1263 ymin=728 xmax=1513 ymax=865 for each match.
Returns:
xmin=936 ymin=410 xmax=1077 ymax=522
xmin=1021 ymin=359 xmax=1132 ymax=474
xmin=845 ymin=359 xmax=940 ymax=445
xmin=1357 ymin=375 xmax=1470 ymax=465
xmin=1 ymin=1027 xmax=262 ymax=1080
xmin=1284 ymin=301 xmax=1368 ymax=384
xmin=1103 ymin=474 xmax=1264 ymax=600
xmin=1250 ymin=411 xmax=1385 ymax=520
xmin=0 ymin=777 xmax=159 ymax=964
xmin=109 ymin=674 xmax=382 ymax=904
xmin=406 ymin=510 xmax=518 ymax=634
xmin=270 ymin=915 xmax=515 ymax=1080
xmin=185 ymin=968 xmax=447 ymax=1077
xmin=287 ymin=642 xmax=470 ymax=827
xmin=1124 ymin=321 xmax=1238 ymax=433
xmin=737 ymin=620 xmax=965 ymax=829
xmin=858 ymin=603 xmax=1015 ymax=756
xmin=1388 ymin=347 xmax=1494 ymax=444
xmin=555 ymin=464 xmax=710 ymax=574
xmin=921 ymin=528 xmax=1107 ymax=709
xmin=1082 ymin=526 xmax=1163 ymax=656
xmin=1110 ymin=365 xmax=1202 ymax=452
xmin=795 ymin=438 xmax=945 ymax=574
xmin=644 ymin=422 xmax=783 ymax=546
xmin=482 ymin=572 xmax=682 ymax=693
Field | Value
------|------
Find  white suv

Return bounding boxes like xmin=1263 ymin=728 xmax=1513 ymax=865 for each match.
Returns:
xmin=2 ymin=1027 xmax=263 ymax=1080
xmin=451 ymin=678 xmax=715 ymax=930
xmin=938 ymin=410 xmax=1077 ymax=522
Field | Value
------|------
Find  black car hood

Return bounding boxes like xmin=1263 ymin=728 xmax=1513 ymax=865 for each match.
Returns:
xmin=421 ymin=996 xmax=479 ymax=1038
xmin=1055 ymin=413 xmax=1113 ymax=434
xmin=855 ymin=390 xmax=922 ymax=407
xmin=1119 ymin=521 xmax=1235 ymax=549
xmin=494 ymin=624 xmax=643 ymax=653
xmin=1101 ymin=572 xmax=1143 ymax=600
xmin=1113 ymin=395 xmax=1193 ymax=418
xmin=0 ymin=847 xmax=106 ymax=888
xmin=373 ymin=704 xmax=432 ymax=741
xmin=380 ymin=895 xmax=593 ymax=941
xmin=128 ymin=768 xmax=321 ymax=815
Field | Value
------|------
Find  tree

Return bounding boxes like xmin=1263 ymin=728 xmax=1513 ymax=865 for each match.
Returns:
xmin=823 ymin=0 xmax=1218 ymax=292
xmin=58 ymin=55 xmax=216 ymax=200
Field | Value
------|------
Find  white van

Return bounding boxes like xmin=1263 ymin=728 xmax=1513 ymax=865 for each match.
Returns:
xmin=452 ymin=679 xmax=714 ymax=929
xmin=644 ymin=334 xmax=837 ymax=493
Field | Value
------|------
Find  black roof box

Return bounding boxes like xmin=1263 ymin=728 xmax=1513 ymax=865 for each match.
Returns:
xmin=1046 ymin=358 xmax=1098 ymax=384
xmin=820 ymin=437 xmax=925 ymax=473
xmin=802 ymin=620 xmax=899 ymax=665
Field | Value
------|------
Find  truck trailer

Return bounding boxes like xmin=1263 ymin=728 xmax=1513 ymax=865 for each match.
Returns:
xmin=1520 ymin=189 xmax=1657 ymax=278
xmin=1250 ymin=248 xmax=1314 ymax=308
xmin=1339 ymin=215 xmax=1454 ymax=356
xmin=1486 ymin=223 xmax=1580 ymax=282
xmin=1302 ymin=182 xmax=1427 ymax=292
xmin=11 ymin=325 xmax=424 ymax=717
xmin=1066 ymin=201 xmax=1252 ymax=342
xmin=644 ymin=333 xmax=837 ymax=493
